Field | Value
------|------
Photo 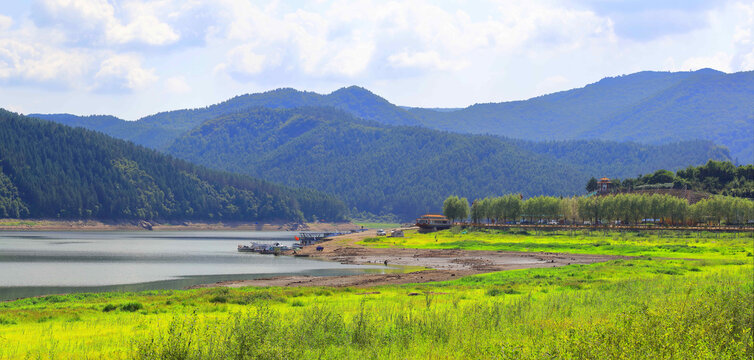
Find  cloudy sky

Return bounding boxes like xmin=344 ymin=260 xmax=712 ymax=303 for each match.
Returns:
xmin=1 ymin=0 xmax=753 ymax=119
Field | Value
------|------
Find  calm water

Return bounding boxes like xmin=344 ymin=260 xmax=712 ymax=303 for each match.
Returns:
xmin=0 ymin=231 xmax=385 ymax=301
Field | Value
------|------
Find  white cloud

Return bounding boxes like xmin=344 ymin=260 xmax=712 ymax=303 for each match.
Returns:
xmin=218 ymin=44 xmax=274 ymax=77
xmin=164 ymin=76 xmax=191 ymax=94
xmin=731 ymin=2 xmax=754 ymax=70
xmin=388 ymin=50 xmax=468 ymax=71
xmin=32 ymin=0 xmax=180 ymax=47
xmin=679 ymin=52 xmax=734 ymax=72
xmin=209 ymin=0 xmax=616 ymax=81
xmin=536 ymin=75 xmax=570 ymax=94
xmin=94 ymin=54 xmax=157 ymax=92
xmin=0 ymin=14 xmax=13 ymax=31
xmin=0 ymin=38 xmax=91 ymax=86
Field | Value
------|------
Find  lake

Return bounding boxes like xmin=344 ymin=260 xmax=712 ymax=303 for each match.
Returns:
xmin=0 ymin=231 xmax=386 ymax=301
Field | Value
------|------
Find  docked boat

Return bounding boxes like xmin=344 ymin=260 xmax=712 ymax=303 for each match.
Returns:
xmin=237 ymin=242 xmax=291 ymax=254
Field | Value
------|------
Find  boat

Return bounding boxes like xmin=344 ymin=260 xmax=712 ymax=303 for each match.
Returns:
xmin=238 ymin=241 xmax=292 ymax=254
xmin=237 ymin=244 xmax=256 ymax=252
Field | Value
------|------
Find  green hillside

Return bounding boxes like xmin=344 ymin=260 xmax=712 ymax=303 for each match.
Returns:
xmin=0 ymin=109 xmax=347 ymax=222
xmin=166 ymin=107 xmax=729 ymax=220
xmin=32 ymin=86 xmax=419 ymax=150
xmin=409 ymin=69 xmax=754 ymax=162
xmin=581 ymin=70 xmax=754 ymax=163
xmin=32 ymin=69 xmax=753 ymax=161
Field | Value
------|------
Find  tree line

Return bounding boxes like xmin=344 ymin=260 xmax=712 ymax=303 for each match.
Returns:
xmin=443 ymin=193 xmax=754 ymax=226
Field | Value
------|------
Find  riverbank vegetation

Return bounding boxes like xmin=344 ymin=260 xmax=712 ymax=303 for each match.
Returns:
xmin=0 ymin=230 xmax=751 ymax=359
xmin=445 ymin=193 xmax=754 ymax=226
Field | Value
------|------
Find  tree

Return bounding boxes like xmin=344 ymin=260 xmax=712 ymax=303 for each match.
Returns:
xmin=443 ymin=195 xmax=469 ymax=223
xmin=586 ymin=177 xmax=598 ymax=192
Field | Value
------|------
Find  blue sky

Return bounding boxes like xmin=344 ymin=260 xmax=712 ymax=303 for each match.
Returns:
xmin=1 ymin=0 xmax=752 ymax=119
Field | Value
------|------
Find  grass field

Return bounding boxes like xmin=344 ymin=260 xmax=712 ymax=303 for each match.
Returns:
xmin=0 ymin=229 xmax=752 ymax=359
xmin=351 ymin=221 xmax=402 ymax=229
xmin=360 ymin=228 xmax=754 ymax=260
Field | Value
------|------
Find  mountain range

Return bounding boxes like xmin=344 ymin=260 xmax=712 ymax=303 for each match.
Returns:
xmin=31 ymin=69 xmax=753 ymax=162
xmin=23 ymin=68 xmax=749 ymax=219
xmin=164 ymin=107 xmax=728 ymax=219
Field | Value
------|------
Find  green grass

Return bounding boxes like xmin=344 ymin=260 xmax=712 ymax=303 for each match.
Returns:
xmin=352 ymin=221 xmax=402 ymax=229
xmin=0 ymin=230 xmax=752 ymax=359
xmin=0 ymin=220 xmax=39 ymax=226
xmin=359 ymin=228 xmax=754 ymax=260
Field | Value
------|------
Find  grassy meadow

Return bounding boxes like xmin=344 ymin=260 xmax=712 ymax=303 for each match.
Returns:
xmin=0 ymin=229 xmax=752 ymax=359
xmin=360 ymin=228 xmax=754 ymax=260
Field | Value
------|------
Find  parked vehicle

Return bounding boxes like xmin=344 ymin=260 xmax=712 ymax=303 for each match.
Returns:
xmin=376 ymin=229 xmax=386 ymax=236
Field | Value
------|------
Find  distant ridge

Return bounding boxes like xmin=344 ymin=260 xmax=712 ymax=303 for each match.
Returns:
xmin=30 ymin=69 xmax=754 ymax=161
xmin=407 ymin=69 xmax=753 ymax=162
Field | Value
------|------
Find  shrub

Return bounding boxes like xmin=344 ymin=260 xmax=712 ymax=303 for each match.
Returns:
xmin=102 ymin=304 xmax=117 ymax=312
xmin=209 ymin=296 xmax=228 ymax=304
xmin=120 ymin=302 xmax=144 ymax=312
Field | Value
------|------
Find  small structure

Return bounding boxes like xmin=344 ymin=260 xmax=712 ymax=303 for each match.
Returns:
xmin=597 ymin=177 xmax=611 ymax=194
xmin=415 ymin=214 xmax=451 ymax=232
xmin=390 ymin=229 xmax=404 ymax=237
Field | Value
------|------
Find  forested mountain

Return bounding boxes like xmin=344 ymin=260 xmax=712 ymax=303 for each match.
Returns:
xmin=408 ymin=69 xmax=754 ymax=162
xmin=32 ymin=69 xmax=754 ymax=161
xmin=0 ymin=109 xmax=347 ymax=221
xmin=165 ymin=107 xmax=730 ymax=220
xmin=30 ymin=113 xmax=181 ymax=151
xmin=31 ymin=86 xmax=419 ymax=149
xmin=513 ymin=139 xmax=730 ymax=179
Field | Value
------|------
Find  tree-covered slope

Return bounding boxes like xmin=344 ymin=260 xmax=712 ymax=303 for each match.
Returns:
xmin=166 ymin=107 xmax=730 ymax=220
xmin=32 ymin=86 xmax=419 ymax=150
xmin=513 ymin=139 xmax=730 ymax=179
xmin=0 ymin=109 xmax=347 ymax=222
xmin=409 ymin=70 xmax=694 ymax=137
xmin=581 ymin=70 xmax=754 ymax=163
xmin=408 ymin=69 xmax=753 ymax=162
xmin=29 ymin=113 xmax=182 ymax=151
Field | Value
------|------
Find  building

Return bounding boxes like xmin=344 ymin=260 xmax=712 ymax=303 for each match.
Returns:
xmin=597 ymin=177 xmax=611 ymax=194
xmin=415 ymin=214 xmax=452 ymax=232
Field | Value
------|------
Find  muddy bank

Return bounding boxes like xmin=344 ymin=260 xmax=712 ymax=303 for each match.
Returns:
xmin=196 ymin=228 xmax=627 ymax=289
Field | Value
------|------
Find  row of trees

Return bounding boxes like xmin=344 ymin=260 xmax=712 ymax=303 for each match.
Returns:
xmin=444 ymin=193 xmax=754 ymax=225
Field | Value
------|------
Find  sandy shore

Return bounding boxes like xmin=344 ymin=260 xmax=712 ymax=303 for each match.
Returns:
xmin=0 ymin=219 xmax=360 ymax=232
xmin=193 ymin=228 xmax=627 ymax=289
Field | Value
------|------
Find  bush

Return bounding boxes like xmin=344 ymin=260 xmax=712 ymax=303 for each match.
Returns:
xmin=102 ymin=304 xmax=117 ymax=312
xmin=209 ymin=296 xmax=228 ymax=304
xmin=486 ymin=288 xmax=502 ymax=296
xmin=120 ymin=302 xmax=144 ymax=312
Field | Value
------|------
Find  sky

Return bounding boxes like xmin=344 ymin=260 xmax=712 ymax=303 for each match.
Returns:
xmin=1 ymin=0 xmax=753 ymax=120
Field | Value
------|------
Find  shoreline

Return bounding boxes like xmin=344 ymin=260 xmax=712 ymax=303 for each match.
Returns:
xmin=194 ymin=228 xmax=628 ymax=288
xmin=0 ymin=219 xmax=362 ymax=232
